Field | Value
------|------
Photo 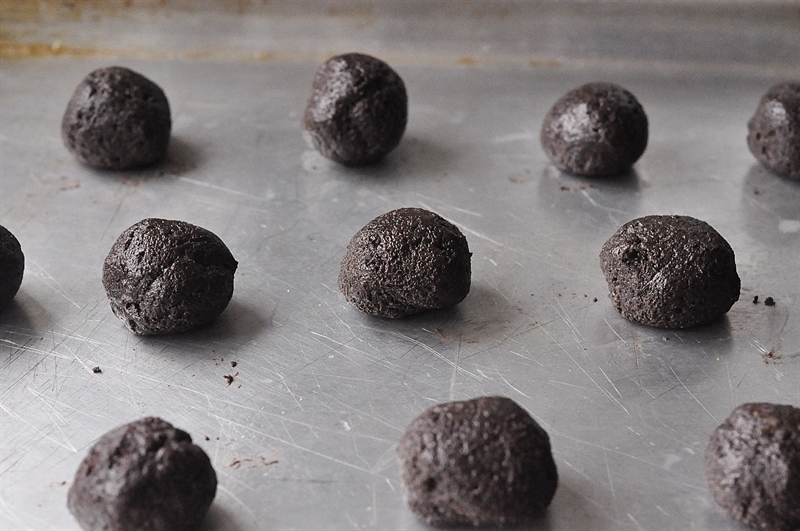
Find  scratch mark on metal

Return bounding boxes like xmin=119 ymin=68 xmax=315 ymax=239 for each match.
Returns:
xmin=276 ymin=372 xmax=304 ymax=412
xmin=26 ymin=259 xmax=81 ymax=308
xmin=604 ymin=318 xmax=629 ymax=346
xmin=497 ymin=370 xmax=531 ymax=398
xmin=417 ymin=198 xmax=484 ymax=218
xmin=0 ymin=402 xmax=77 ymax=452
xmin=542 ymin=326 xmax=629 ymax=414
xmin=580 ymin=188 xmax=629 ymax=216
xmin=552 ymin=430 xmax=704 ymax=490
xmin=627 ymin=513 xmax=645 ymax=531
xmin=669 ymin=366 xmax=718 ymax=424
xmin=449 ymin=334 xmax=461 ymax=400
xmin=217 ymin=484 xmax=256 ymax=517
xmin=214 ymin=416 xmax=379 ymax=476
xmin=388 ymin=332 xmax=481 ymax=381
xmin=177 ymin=176 xmax=254 ymax=198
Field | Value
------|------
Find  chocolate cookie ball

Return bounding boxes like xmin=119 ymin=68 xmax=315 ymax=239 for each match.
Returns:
xmin=705 ymin=403 xmax=800 ymax=531
xmin=747 ymin=81 xmax=800 ymax=180
xmin=302 ymin=53 xmax=408 ymax=166
xmin=102 ymin=218 xmax=237 ymax=335
xmin=62 ymin=66 xmax=171 ymax=170
xmin=338 ymin=207 xmax=471 ymax=318
xmin=600 ymin=215 xmax=740 ymax=329
xmin=68 ymin=417 xmax=217 ymax=531
xmin=397 ymin=396 xmax=558 ymax=527
xmin=0 ymin=225 xmax=24 ymax=310
xmin=540 ymin=82 xmax=648 ymax=176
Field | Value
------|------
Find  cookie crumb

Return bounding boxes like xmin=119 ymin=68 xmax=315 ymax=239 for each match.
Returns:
xmin=230 ymin=361 xmax=237 ymax=368
xmin=753 ymin=296 xmax=759 ymax=304
xmin=91 ymin=366 xmax=102 ymax=374
xmin=223 ymin=374 xmax=234 ymax=386
xmin=764 ymin=297 xmax=775 ymax=306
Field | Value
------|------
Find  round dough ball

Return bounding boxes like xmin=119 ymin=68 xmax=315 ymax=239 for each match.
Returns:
xmin=705 ymin=403 xmax=800 ymax=531
xmin=338 ymin=207 xmax=471 ymax=318
xmin=302 ymin=53 xmax=408 ymax=166
xmin=540 ymin=82 xmax=648 ymax=176
xmin=62 ymin=66 xmax=171 ymax=170
xmin=600 ymin=215 xmax=740 ymax=329
xmin=102 ymin=218 xmax=237 ymax=335
xmin=747 ymin=81 xmax=800 ymax=180
xmin=397 ymin=396 xmax=558 ymax=527
xmin=67 ymin=417 xmax=217 ymax=531
xmin=0 ymin=225 xmax=24 ymax=310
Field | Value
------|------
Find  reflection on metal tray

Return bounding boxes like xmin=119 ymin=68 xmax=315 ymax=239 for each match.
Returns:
xmin=1 ymin=2 xmax=798 ymax=530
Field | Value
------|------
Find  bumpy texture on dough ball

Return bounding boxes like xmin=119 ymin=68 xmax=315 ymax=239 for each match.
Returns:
xmin=0 ymin=225 xmax=24 ymax=310
xmin=747 ymin=81 xmax=800 ymax=180
xmin=62 ymin=66 xmax=171 ymax=170
xmin=67 ymin=417 xmax=217 ymax=531
xmin=397 ymin=396 xmax=558 ymax=527
xmin=540 ymin=82 xmax=648 ymax=176
xmin=705 ymin=403 xmax=800 ymax=531
xmin=600 ymin=215 xmax=740 ymax=329
xmin=103 ymin=218 xmax=237 ymax=335
xmin=303 ymin=53 xmax=407 ymax=166
xmin=338 ymin=208 xmax=471 ymax=318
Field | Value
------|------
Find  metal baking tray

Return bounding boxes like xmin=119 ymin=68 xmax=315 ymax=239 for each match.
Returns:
xmin=1 ymin=2 xmax=798 ymax=530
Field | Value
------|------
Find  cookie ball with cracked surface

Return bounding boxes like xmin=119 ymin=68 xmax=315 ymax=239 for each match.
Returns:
xmin=705 ymin=402 xmax=800 ymax=531
xmin=397 ymin=396 xmax=558 ymax=527
xmin=600 ymin=215 xmax=740 ymax=329
xmin=302 ymin=53 xmax=407 ymax=166
xmin=540 ymin=82 xmax=648 ymax=176
xmin=747 ymin=81 xmax=800 ymax=180
xmin=62 ymin=66 xmax=171 ymax=170
xmin=0 ymin=225 xmax=24 ymax=310
xmin=102 ymin=218 xmax=237 ymax=335
xmin=67 ymin=417 xmax=217 ymax=531
xmin=338 ymin=207 xmax=471 ymax=318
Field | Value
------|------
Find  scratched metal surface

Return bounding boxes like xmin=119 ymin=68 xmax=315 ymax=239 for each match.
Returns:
xmin=1 ymin=3 xmax=800 ymax=531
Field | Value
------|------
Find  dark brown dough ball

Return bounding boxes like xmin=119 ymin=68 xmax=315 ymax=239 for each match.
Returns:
xmin=747 ymin=81 xmax=800 ymax=180
xmin=338 ymin=207 xmax=471 ymax=318
xmin=600 ymin=215 xmax=740 ymax=329
xmin=67 ymin=417 xmax=217 ymax=531
xmin=102 ymin=218 xmax=237 ymax=335
xmin=302 ymin=53 xmax=408 ymax=166
xmin=0 ymin=225 xmax=24 ymax=310
xmin=540 ymin=82 xmax=648 ymax=176
xmin=397 ymin=396 xmax=558 ymax=527
xmin=62 ymin=66 xmax=171 ymax=170
xmin=705 ymin=403 xmax=800 ymax=531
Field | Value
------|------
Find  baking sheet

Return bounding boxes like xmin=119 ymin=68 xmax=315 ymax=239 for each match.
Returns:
xmin=1 ymin=2 xmax=799 ymax=530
